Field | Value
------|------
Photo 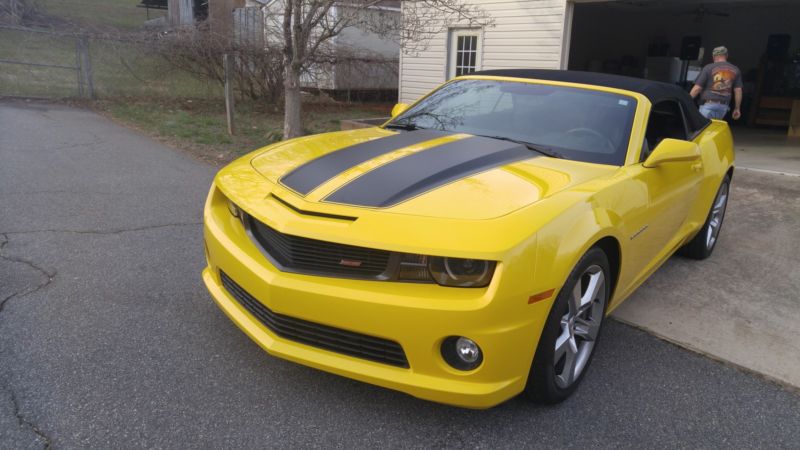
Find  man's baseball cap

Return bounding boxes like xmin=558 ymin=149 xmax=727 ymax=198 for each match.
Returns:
xmin=713 ymin=46 xmax=728 ymax=56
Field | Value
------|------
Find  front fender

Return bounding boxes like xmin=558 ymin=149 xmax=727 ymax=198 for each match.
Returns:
xmin=532 ymin=199 xmax=625 ymax=310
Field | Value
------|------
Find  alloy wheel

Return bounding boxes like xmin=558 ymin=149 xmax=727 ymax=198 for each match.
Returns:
xmin=554 ymin=265 xmax=606 ymax=389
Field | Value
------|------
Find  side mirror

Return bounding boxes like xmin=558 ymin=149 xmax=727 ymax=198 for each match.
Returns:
xmin=643 ymin=138 xmax=701 ymax=168
xmin=391 ymin=103 xmax=410 ymax=118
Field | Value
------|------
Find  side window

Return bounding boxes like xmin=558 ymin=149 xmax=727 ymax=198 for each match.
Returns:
xmin=642 ymin=100 xmax=689 ymax=161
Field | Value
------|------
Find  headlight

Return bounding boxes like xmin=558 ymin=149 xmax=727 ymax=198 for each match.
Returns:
xmin=428 ymin=257 xmax=495 ymax=288
xmin=397 ymin=253 xmax=432 ymax=281
xmin=222 ymin=192 xmax=495 ymax=287
xmin=395 ymin=254 xmax=495 ymax=287
xmin=227 ymin=198 xmax=240 ymax=218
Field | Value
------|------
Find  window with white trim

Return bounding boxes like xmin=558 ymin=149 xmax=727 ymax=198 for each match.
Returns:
xmin=448 ymin=30 xmax=481 ymax=79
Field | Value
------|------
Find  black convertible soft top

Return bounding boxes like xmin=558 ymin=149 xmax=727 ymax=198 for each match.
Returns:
xmin=471 ymin=69 xmax=710 ymax=133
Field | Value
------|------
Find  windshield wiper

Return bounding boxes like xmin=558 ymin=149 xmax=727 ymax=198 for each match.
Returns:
xmin=477 ymin=135 xmax=563 ymax=159
xmin=384 ymin=122 xmax=424 ymax=131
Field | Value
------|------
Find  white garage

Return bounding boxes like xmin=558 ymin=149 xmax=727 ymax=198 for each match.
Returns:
xmin=398 ymin=0 xmax=800 ymax=135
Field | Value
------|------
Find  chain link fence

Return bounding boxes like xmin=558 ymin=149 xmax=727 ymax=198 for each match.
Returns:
xmin=0 ymin=25 xmax=216 ymax=99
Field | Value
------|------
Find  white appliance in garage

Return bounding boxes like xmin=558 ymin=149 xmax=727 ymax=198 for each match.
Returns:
xmin=644 ymin=57 xmax=683 ymax=83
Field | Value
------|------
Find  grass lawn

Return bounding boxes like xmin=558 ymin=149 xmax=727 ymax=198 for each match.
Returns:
xmin=0 ymin=27 xmax=216 ymax=99
xmin=0 ymin=28 xmax=81 ymax=97
xmin=41 ymin=0 xmax=164 ymax=30
xmin=96 ymin=97 xmax=392 ymax=164
xmin=0 ymin=0 xmax=208 ymax=99
xmin=3 ymin=1 xmax=394 ymax=165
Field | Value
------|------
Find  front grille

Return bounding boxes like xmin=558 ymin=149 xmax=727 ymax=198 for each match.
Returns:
xmin=220 ymin=271 xmax=409 ymax=368
xmin=246 ymin=214 xmax=392 ymax=278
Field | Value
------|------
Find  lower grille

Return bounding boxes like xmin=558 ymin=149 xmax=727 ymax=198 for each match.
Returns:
xmin=220 ymin=271 xmax=409 ymax=368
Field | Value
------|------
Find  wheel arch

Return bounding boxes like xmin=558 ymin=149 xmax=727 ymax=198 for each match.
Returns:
xmin=592 ymin=236 xmax=621 ymax=304
xmin=524 ymin=232 xmax=621 ymax=404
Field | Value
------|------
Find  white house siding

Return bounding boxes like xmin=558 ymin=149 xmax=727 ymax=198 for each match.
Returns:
xmin=334 ymin=5 xmax=400 ymax=90
xmin=247 ymin=1 xmax=399 ymax=91
xmin=399 ymin=0 xmax=569 ymax=104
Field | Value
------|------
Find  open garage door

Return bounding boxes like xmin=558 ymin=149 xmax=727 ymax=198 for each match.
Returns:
xmin=566 ymin=0 xmax=800 ymax=132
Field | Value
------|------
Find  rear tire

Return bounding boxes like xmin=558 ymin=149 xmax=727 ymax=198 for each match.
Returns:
xmin=524 ymin=247 xmax=610 ymax=404
xmin=679 ymin=175 xmax=731 ymax=260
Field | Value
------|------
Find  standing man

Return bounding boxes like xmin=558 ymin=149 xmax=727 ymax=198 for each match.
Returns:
xmin=690 ymin=46 xmax=743 ymax=120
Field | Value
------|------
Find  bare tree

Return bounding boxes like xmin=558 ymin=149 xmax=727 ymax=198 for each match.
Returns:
xmin=158 ymin=27 xmax=228 ymax=86
xmin=275 ymin=0 xmax=492 ymax=139
xmin=157 ymin=25 xmax=284 ymax=103
xmin=0 ymin=0 xmax=40 ymax=24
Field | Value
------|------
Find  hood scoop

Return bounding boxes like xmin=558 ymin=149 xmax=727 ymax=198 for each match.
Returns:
xmin=271 ymin=194 xmax=357 ymax=222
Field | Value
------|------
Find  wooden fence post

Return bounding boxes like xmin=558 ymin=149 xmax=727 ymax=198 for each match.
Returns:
xmin=77 ymin=35 xmax=94 ymax=99
xmin=75 ymin=36 xmax=84 ymax=98
xmin=224 ymin=53 xmax=236 ymax=135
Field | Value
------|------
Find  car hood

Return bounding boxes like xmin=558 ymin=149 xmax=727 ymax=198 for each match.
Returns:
xmin=249 ymin=128 xmax=615 ymax=220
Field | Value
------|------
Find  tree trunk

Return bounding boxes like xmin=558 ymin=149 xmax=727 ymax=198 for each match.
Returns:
xmin=283 ymin=65 xmax=303 ymax=139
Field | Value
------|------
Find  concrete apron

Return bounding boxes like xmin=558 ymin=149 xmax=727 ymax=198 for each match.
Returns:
xmin=613 ymin=168 xmax=800 ymax=390
xmin=730 ymin=127 xmax=800 ymax=176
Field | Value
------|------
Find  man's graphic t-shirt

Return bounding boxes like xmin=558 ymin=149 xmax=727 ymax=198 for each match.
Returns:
xmin=694 ymin=61 xmax=743 ymax=104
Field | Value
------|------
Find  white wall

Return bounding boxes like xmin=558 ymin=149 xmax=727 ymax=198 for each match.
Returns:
xmin=255 ymin=1 xmax=400 ymax=90
xmin=335 ymin=5 xmax=400 ymax=90
xmin=399 ymin=0 xmax=570 ymax=104
xmin=336 ymin=6 xmax=400 ymax=58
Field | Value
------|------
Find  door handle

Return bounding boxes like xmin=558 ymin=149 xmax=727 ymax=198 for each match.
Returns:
xmin=691 ymin=162 xmax=703 ymax=172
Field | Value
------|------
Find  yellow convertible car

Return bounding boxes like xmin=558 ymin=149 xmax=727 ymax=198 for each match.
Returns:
xmin=202 ymin=70 xmax=734 ymax=408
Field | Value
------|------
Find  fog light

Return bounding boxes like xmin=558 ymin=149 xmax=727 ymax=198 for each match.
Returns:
xmin=442 ymin=336 xmax=483 ymax=371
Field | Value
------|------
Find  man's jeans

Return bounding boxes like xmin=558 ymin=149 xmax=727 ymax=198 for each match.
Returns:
xmin=699 ymin=102 xmax=729 ymax=120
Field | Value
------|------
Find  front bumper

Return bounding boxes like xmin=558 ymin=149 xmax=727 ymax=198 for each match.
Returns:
xmin=203 ymin=189 xmax=551 ymax=409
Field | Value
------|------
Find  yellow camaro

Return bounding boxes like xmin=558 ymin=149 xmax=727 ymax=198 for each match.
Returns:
xmin=202 ymin=70 xmax=734 ymax=408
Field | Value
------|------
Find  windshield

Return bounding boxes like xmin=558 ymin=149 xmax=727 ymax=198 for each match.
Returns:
xmin=387 ymin=79 xmax=638 ymax=165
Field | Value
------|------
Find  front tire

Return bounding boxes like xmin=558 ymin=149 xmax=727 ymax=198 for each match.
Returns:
xmin=524 ymin=247 xmax=610 ymax=404
xmin=679 ymin=174 xmax=731 ymax=260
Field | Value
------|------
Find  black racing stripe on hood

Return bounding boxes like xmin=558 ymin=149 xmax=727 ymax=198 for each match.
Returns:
xmin=280 ymin=129 xmax=451 ymax=195
xmin=324 ymin=136 xmax=537 ymax=208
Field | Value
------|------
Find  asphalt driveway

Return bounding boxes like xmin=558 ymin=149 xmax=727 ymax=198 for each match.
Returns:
xmin=1 ymin=100 xmax=799 ymax=448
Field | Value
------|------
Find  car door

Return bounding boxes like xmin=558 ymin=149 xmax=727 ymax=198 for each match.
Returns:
xmin=624 ymin=100 xmax=704 ymax=279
